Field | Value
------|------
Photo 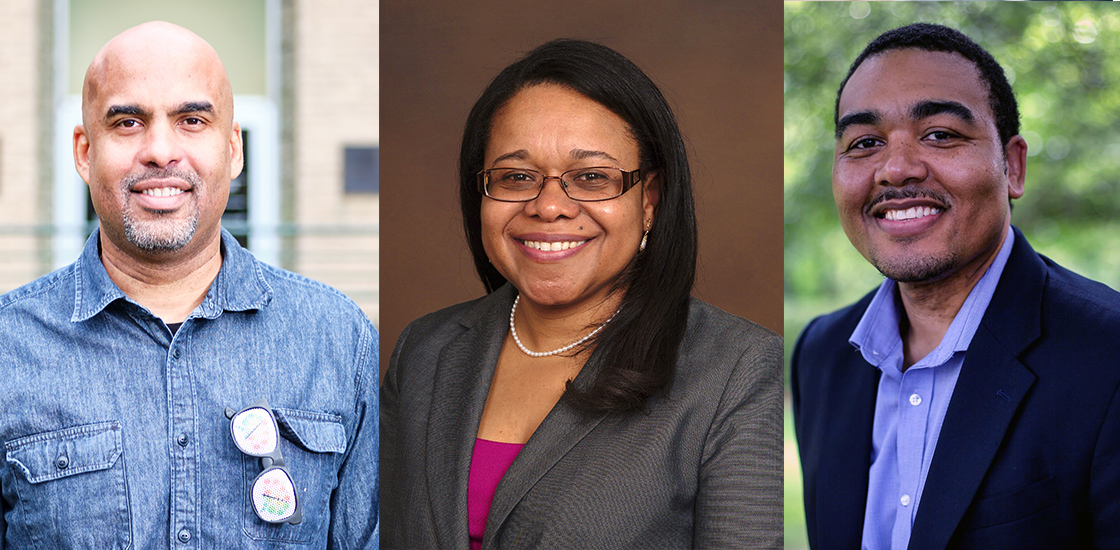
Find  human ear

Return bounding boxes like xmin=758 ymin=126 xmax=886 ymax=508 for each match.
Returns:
xmin=1004 ymin=135 xmax=1026 ymax=199
xmin=73 ymin=125 xmax=91 ymax=185
xmin=229 ymin=121 xmax=245 ymax=180
xmin=642 ymin=170 xmax=661 ymax=224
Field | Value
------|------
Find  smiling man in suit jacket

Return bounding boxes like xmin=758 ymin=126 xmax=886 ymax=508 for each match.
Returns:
xmin=792 ymin=23 xmax=1120 ymax=549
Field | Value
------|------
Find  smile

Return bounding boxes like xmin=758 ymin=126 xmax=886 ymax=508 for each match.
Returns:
xmin=140 ymin=187 xmax=185 ymax=197
xmin=883 ymin=206 xmax=942 ymax=221
xmin=519 ymin=239 xmax=587 ymax=252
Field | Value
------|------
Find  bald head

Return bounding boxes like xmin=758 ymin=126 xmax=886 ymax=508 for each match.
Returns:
xmin=82 ymin=21 xmax=233 ymax=128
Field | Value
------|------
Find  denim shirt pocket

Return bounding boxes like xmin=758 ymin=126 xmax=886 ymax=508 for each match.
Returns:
xmin=4 ymin=421 xmax=131 ymax=549
xmin=241 ymin=407 xmax=347 ymax=545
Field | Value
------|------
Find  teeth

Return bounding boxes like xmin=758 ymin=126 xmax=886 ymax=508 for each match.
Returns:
xmin=521 ymin=240 xmax=586 ymax=251
xmin=884 ymin=206 xmax=942 ymax=221
xmin=141 ymin=187 xmax=184 ymax=198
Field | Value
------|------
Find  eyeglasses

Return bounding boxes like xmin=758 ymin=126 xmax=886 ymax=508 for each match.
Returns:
xmin=478 ymin=166 xmax=643 ymax=202
xmin=225 ymin=399 xmax=303 ymax=525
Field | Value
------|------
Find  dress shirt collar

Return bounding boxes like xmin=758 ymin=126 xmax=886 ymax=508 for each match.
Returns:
xmin=849 ymin=227 xmax=1016 ymax=374
xmin=71 ymin=227 xmax=273 ymax=322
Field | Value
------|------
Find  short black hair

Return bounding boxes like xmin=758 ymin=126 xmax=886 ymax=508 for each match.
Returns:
xmin=835 ymin=22 xmax=1020 ymax=146
xmin=458 ymin=38 xmax=697 ymax=413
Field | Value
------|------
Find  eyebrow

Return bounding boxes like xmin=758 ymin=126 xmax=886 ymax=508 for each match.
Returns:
xmin=490 ymin=148 xmax=622 ymax=166
xmin=171 ymin=101 xmax=214 ymax=116
xmin=105 ymin=104 xmax=150 ymax=122
xmin=910 ymin=100 xmax=974 ymax=124
xmin=570 ymin=149 xmax=620 ymax=164
xmin=835 ymin=111 xmax=880 ymax=139
xmin=835 ymin=100 xmax=977 ymax=139
xmin=491 ymin=150 xmax=530 ymax=165
xmin=103 ymin=101 xmax=214 ymax=123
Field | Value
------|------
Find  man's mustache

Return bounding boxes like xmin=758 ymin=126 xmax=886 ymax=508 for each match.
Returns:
xmin=121 ymin=168 xmax=203 ymax=191
xmin=864 ymin=188 xmax=949 ymax=215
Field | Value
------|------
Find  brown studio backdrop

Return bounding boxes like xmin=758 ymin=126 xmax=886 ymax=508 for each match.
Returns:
xmin=379 ymin=0 xmax=784 ymax=378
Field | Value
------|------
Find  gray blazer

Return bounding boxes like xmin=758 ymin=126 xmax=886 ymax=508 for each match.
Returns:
xmin=380 ymin=284 xmax=783 ymax=549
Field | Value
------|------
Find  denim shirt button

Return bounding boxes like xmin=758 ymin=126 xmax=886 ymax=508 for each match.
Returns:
xmin=177 ymin=529 xmax=191 ymax=543
xmin=177 ymin=433 xmax=188 ymax=447
xmin=55 ymin=454 xmax=69 ymax=469
xmin=172 ymin=348 xmax=181 ymax=359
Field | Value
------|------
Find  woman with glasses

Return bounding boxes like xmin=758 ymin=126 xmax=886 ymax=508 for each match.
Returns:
xmin=380 ymin=39 xmax=782 ymax=549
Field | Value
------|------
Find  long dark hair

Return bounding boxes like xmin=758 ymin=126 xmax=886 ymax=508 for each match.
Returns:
xmin=459 ymin=39 xmax=697 ymax=413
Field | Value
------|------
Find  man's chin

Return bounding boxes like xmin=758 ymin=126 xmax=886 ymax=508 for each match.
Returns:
xmin=871 ymin=254 xmax=958 ymax=284
xmin=123 ymin=221 xmax=197 ymax=253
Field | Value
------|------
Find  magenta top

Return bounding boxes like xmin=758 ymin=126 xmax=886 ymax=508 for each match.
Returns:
xmin=468 ymin=438 xmax=524 ymax=550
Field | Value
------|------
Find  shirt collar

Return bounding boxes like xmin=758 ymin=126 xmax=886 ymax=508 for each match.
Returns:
xmin=849 ymin=227 xmax=1016 ymax=372
xmin=71 ymin=228 xmax=273 ymax=322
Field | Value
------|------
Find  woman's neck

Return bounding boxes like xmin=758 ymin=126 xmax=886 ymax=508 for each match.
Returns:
xmin=510 ymin=290 xmax=622 ymax=356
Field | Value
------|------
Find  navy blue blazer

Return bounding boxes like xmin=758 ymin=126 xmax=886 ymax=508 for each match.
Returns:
xmin=793 ymin=227 xmax=1120 ymax=549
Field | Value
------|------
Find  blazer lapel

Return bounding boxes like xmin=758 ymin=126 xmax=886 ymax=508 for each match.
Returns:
xmin=481 ymin=348 xmax=609 ymax=548
xmin=909 ymin=228 xmax=1044 ymax=550
xmin=425 ymin=286 xmax=514 ymax=550
xmin=814 ymin=346 xmax=879 ymax=546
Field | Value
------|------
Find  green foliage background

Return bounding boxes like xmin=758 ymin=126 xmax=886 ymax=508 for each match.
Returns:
xmin=785 ymin=2 xmax=1120 ymax=547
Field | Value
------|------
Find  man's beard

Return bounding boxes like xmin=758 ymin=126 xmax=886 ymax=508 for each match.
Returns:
xmin=870 ymin=249 xmax=958 ymax=283
xmin=119 ymin=168 xmax=203 ymax=252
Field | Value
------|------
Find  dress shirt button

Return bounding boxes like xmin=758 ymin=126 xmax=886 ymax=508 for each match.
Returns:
xmin=55 ymin=455 xmax=69 ymax=469
xmin=172 ymin=348 xmax=181 ymax=359
xmin=900 ymin=493 xmax=912 ymax=506
xmin=177 ymin=529 xmax=191 ymax=543
xmin=177 ymin=433 xmax=188 ymax=447
xmin=909 ymin=393 xmax=922 ymax=406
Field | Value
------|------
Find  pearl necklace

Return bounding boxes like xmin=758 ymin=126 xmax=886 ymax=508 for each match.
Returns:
xmin=509 ymin=294 xmax=616 ymax=357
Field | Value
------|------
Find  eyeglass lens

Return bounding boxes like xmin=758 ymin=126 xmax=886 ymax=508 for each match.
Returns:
xmin=253 ymin=468 xmax=299 ymax=522
xmin=485 ymin=167 xmax=629 ymax=201
xmin=232 ymin=408 xmax=278 ymax=456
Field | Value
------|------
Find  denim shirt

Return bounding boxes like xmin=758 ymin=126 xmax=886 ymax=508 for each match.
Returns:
xmin=0 ymin=229 xmax=378 ymax=549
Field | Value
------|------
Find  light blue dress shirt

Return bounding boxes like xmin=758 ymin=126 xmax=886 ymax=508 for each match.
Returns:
xmin=853 ymin=229 xmax=1014 ymax=550
xmin=0 ymin=229 xmax=378 ymax=549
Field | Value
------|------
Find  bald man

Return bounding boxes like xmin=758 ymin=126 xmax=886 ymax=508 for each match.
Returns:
xmin=0 ymin=22 xmax=377 ymax=549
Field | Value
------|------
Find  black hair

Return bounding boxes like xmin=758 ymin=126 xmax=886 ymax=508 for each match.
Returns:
xmin=835 ymin=22 xmax=1020 ymax=146
xmin=459 ymin=38 xmax=697 ymax=413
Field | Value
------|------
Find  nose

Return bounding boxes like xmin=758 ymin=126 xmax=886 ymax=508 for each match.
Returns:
xmin=874 ymin=139 xmax=927 ymax=187
xmin=137 ymin=120 xmax=183 ymax=169
xmin=523 ymin=176 xmax=581 ymax=221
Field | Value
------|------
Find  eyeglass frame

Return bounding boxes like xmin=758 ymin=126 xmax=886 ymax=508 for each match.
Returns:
xmin=476 ymin=166 xmax=644 ymax=203
xmin=225 ymin=398 xmax=304 ymax=525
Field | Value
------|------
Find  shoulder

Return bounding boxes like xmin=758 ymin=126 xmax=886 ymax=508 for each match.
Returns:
xmin=397 ymin=295 xmax=492 ymax=347
xmin=0 ymin=264 xmax=75 ymax=312
xmin=1039 ymin=254 xmax=1120 ymax=326
xmin=669 ymin=299 xmax=783 ymax=401
xmin=1018 ymin=254 xmax=1120 ymax=374
xmin=256 ymin=262 xmax=371 ymax=323
xmin=998 ymin=230 xmax=1120 ymax=341
xmin=681 ymin=298 xmax=782 ymax=364
xmin=393 ymin=290 xmax=504 ymax=358
xmin=791 ymin=289 xmax=875 ymax=375
xmin=387 ymin=287 xmax=510 ymax=379
xmin=0 ymin=264 xmax=77 ymax=329
xmin=998 ymin=238 xmax=1120 ymax=346
xmin=795 ymin=290 xmax=874 ymax=353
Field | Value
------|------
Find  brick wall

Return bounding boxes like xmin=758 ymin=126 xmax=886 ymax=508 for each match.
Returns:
xmin=292 ymin=0 xmax=379 ymax=324
xmin=0 ymin=0 xmax=44 ymax=292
